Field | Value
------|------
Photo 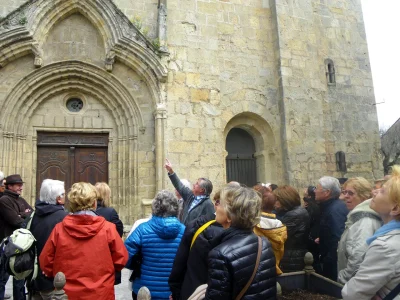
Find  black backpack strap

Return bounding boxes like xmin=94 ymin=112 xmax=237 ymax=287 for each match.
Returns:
xmin=384 ymin=282 xmax=400 ymax=300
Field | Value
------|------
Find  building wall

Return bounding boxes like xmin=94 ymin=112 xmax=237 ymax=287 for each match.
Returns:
xmin=0 ymin=0 xmax=384 ymax=222
xmin=272 ymin=0 xmax=382 ymax=187
xmin=164 ymin=0 xmax=284 ymax=190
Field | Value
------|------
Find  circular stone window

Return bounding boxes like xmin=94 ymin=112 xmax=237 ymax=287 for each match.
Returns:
xmin=66 ymin=98 xmax=84 ymax=112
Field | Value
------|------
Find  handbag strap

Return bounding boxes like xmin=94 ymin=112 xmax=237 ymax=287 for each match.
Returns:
xmin=384 ymin=281 xmax=400 ymax=300
xmin=190 ymin=220 xmax=216 ymax=249
xmin=235 ymin=236 xmax=262 ymax=300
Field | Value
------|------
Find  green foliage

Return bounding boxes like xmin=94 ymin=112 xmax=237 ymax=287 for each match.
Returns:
xmin=130 ymin=15 xmax=142 ymax=30
xmin=152 ymin=38 xmax=161 ymax=51
xmin=19 ymin=16 xmax=27 ymax=25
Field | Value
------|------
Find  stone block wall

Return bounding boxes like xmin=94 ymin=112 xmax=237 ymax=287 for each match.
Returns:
xmin=164 ymin=0 xmax=284 ymax=190
xmin=271 ymin=0 xmax=383 ymax=188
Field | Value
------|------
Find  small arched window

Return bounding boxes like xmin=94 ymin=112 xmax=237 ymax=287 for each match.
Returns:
xmin=336 ymin=151 xmax=347 ymax=172
xmin=325 ymin=59 xmax=336 ymax=85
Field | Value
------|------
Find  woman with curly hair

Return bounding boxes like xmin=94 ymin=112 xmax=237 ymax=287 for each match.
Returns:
xmin=125 ymin=190 xmax=185 ymax=300
xmin=342 ymin=166 xmax=400 ymax=299
xmin=205 ymin=185 xmax=276 ymax=299
xmin=39 ymin=182 xmax=128 ymax=300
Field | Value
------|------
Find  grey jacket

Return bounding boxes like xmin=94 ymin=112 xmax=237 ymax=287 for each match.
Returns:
xmin=342 ymin=229 xmax=400 ymax=300
xmin=337 ymin=199 xmax=382 ymax=284
xmin=168 ymin=172 xmax=215 ymax=226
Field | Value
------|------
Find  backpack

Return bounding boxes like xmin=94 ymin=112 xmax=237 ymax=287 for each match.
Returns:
xmin=0 ymin=211 xmax=38 ymax=280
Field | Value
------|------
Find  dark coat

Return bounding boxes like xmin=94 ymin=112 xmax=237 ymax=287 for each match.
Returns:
xmin=168 ymin=173 xmax=215 ymax=226
xmin=0 ymin=189 xmax=33 ymax=240
xmin=169 ymin=213 xmax=223 ymax=300
xmin=96 ymin=201 xmax=124 ymax=285
xmin=318 ymin=197 xmax=348 ymax=281
xmin=306 ymin=201 xmax=321 ymax=263
xmin=278 ymin=206 xmax=310 ymax=272
xmin=30 ymin=200 xmax=68 ymax=292
xmin=96 ymin=201 xmax=124 ymax=237
xmin=205 ymin=227 xmax=277 ymax=300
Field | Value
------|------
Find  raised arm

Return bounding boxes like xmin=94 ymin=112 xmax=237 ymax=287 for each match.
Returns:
xmin=165 ymin=159 xmax=193 ymax=202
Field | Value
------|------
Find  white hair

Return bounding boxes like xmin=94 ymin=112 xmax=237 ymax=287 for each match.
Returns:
xmin=40 ymin=179 xmax=65 ymax=205
xmin=318 ymin=176 xmax=341 ymax=199
xmin=180 ymin=179 xmax=192 ymax=190
xmin=0 ymin=171 xmax=4 ymax=185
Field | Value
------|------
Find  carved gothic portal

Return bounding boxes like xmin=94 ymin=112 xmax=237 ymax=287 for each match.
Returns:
xmin=36 ymin=132 xmax=109 ymax=200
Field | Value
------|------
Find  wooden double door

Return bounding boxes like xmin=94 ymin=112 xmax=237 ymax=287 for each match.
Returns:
xmin=36 ymin=132 xmax=109 ymax=198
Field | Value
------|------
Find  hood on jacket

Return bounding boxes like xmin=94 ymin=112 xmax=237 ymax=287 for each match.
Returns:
xmin=34 ymin=200 xmax=65 ymax=217
xmin=149 ymin=216 xmax=182 ymax=240
xmin=258 ymin=213 xmax=284 ymax=229
xmin=346 ymin=198 xmax=381 ymax=228
xmin=62 ymin=214 xmax=106 ymax=239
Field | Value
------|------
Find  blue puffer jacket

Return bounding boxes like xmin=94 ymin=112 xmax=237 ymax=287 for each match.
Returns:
xmin=125 ymin=216 xmax=185 ymax=299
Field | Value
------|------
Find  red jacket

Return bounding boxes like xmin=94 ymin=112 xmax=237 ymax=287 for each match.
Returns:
xmin=40 ymin=214 xmax=128 ymax=300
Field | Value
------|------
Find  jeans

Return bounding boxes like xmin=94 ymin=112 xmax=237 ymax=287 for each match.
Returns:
xmin=0 ymin=267 xmax=26 ymax=300
xmin=12 ymin=278 xmax=26 ymax=300
xmin=0 ymin=267 xmax=8 ymax=300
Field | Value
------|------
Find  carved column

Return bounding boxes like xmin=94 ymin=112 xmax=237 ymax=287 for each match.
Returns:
xmin=157 ymin=2 xmax=168 ymax=51
xmin=154 ymin=103 xmax=166 ymax=191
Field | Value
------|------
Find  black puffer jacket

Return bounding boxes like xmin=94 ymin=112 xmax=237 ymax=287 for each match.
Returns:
xmin=169 ymin=213 xmax=223 ymax=300
xmin=278 ymin=206 xmax=310 ymax=272
xmin=205 ymin=227 xmax=276 ymax=300
xmin=30 ymin=200 xmax=68 ymax=292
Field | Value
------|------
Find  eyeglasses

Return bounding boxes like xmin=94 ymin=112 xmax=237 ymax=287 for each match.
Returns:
xmin=342 ymin=190 xmax=355 ymax=196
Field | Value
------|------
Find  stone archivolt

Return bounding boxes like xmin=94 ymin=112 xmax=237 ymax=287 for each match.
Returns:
xmin=0 ymin=0 xmax=168 ymax=222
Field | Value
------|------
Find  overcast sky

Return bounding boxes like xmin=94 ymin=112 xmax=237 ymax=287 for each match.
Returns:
xmin=361 ymin=0 xmax=400 ymax=130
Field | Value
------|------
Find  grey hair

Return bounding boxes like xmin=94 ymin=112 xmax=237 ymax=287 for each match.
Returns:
xmin=318 ymin=176 xmax=341 ymax=199
xmin=180 ymin=179 xmax=192 ymax=190
xmin=152 ymin=190 xmax=179 ymax=217
xmin=40 ymin=179 xmax=65 ymax=205
xmin=199 ymin=177 xmax=213 ymax=196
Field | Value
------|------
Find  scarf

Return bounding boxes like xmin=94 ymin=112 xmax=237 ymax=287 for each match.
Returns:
xmin=366 ymin=219 xmax=400 ymax=245
xmin=189 ymin=194 xmax=208 ymax=211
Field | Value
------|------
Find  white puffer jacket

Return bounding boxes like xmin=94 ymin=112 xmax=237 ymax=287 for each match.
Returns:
xmin=342 ymin=229 xmax=400 ymax=300
xmin=337 ymin=199 xmax=382 ymax=284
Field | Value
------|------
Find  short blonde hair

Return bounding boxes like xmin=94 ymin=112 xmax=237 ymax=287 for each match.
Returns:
xmin=95 ymin=182 xmax=111 ymax=207
xmin=220 ymin=185 xmax=261 ymax=229
xmin=273 ymin=185 xmax=300 ymax=211
xmin=386 ymin=165 xmax=400 ymax=209
xmin=343 ymin=177 xmax=372 ymax=201
xmin=68 ymin=182 xmax=98 ymax=213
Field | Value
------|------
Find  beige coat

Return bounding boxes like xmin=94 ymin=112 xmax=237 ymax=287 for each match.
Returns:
xmin=337 ymin=199 xmax=382 ymax=284
xmin=342 ymin=229 xmax=400 ymax=300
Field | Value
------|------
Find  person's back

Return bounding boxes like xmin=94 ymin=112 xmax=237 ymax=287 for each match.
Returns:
xmin=254 ymin=212 xmax=287 ymax=275
xmin=205 ymin=186 xmax=276 ymax=300
xmin=280 ymin=206 xmax=310 ymax=272
xmin=206 ymin=230 xmax=276 ymax=299
xmin=41 ymin=214 xmax=127 ymax=299
xmin=125 ymin=190 xmax=185 ymax=299
xmin=169 ymin=213 xmax=223 ymax=300
xmin=29 ymin=179 xmax=68 ymax=296
xmin=39 ymin=182 xmax=128 ymax=300
xmin=30 ymin=199 xmax=68 ymax=294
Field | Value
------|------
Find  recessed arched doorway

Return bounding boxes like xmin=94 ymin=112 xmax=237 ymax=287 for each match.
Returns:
xmin=225 ymin=128 xmax=257 ymax=187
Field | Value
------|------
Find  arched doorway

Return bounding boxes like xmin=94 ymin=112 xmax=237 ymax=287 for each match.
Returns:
xmin=226 ymin=128 xmax=257 ymax=187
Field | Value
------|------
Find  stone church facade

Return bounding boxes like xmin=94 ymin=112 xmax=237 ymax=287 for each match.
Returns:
xmin=0 ymin=0 xmax=382 ymax=223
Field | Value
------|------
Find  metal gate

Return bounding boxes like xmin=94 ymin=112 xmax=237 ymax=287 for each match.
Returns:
xmin=226 ymin=157 xmax=257 ymax=187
